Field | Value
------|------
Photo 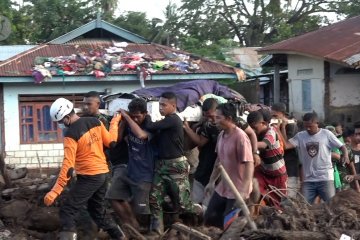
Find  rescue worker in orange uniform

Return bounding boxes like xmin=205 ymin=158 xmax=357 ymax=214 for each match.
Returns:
xmin=44 ymin=98 xmax=126 ymax=240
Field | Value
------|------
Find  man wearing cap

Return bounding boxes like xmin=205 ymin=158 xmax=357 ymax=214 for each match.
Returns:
xmin=44 ymin=98 xmax=126 ymax=240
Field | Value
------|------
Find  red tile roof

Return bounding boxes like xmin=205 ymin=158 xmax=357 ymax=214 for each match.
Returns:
xmin=0 ymin=41 xmax=236 ymax=77
xmin=258 ymin=16 xmax=360 ymax=67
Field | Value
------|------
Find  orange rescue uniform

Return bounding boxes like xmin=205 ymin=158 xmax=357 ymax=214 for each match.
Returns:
xmin=51 ymin=115 xmax=121 ymax=195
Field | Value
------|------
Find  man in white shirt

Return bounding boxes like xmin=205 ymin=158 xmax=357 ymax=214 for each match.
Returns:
xmin=282 ymin=112 xmax=349 ymax=204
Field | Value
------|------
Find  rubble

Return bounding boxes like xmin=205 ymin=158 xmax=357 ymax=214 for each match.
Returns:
xmin=8 ymin=168 xmax=28 ymax=180
xmin=0 ymin=165 xmax=360 ymax=240
xmin=160 ymin=189 xmax=360 ymax=240
xmin=0 ymin=167 xmax=59 ymax=240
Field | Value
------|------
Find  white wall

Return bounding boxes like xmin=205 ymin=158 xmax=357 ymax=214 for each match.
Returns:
xmin=3 ymin=81 xmax=173 ymax=168
xmin=287 ymin=55 xmax=325 ymax=119
xmin=329 ymin=63 xmax=360 ymax=107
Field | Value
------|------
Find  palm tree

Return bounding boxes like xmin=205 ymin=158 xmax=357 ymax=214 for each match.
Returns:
xmin=92 ymin=0 xmax=117 ymax=19
xmin=100 ymin=0 xmax=117 ymax=15
xmin=151 ymin=1 xmax=180 ymax=46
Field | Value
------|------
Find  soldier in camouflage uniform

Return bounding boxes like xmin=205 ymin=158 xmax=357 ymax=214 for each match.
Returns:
xmin=145 ymin=92 xmax=194 ymax=235
xmin=82 ymin=91 xmax=112 ymax=130
xmin=341 ymin=127 xmax=360 ymax=191
xmin=151 ymin=158 xmax=193 ymax=213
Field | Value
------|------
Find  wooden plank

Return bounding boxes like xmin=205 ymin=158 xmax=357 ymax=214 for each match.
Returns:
xmin=171 ymin=223 xmax=212 ymax=240
xmin=219 ymin=164 xmax=257 ymax=230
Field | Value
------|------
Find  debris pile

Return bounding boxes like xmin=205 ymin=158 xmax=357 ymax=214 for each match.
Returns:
xmin=246 ymin=189 xmax=360 ymax=239
xmin=0 ymin=167 xmax=60 ymax=239
xmin=1 ymin=165 xmax=360 ymax=240
xmin=198 ymin=189 xmax=360 ymax=240
xmin=31 ymin=42 xmax=202 ymax=84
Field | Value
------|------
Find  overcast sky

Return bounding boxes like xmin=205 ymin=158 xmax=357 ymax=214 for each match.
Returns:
xmin=117 ymin=0 xmax=182 ymax=20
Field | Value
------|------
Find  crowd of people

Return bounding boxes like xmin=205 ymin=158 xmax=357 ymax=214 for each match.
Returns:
xmin=43 ymin=91 xmax=360 ymax=240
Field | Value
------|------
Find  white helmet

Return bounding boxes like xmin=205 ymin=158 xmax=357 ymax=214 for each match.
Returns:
xmin=50 ymin=98 xmax=74 ymax=122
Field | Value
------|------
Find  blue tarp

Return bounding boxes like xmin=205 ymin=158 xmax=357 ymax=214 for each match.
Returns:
xmin=132 ymin=80 xmax=242 ymax=112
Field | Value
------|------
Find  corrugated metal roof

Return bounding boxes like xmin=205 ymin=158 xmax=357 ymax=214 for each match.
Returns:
xmin=0 ymin=42 xmax=236 ymax=77
xmin=0 ymin=45 xmax=37 ymax=61
xmin=258 ymin=16 xmax=360 ymax=68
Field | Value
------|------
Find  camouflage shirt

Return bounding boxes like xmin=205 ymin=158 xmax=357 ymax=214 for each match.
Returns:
xmin=96 ymin=113 xmax=112 ymax=130
xmin=336 ymin=144 xmax=354 ymax=184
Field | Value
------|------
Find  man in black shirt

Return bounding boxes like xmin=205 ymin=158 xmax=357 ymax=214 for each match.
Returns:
xmin=272 ymin=102 xmax=300 ymax=198
xmin=105 ymin=120 xmax=135 ymax=227
xmin=183 ymin=98 xmax=219 ymax=206
xmin=145 ymin=92 xmax=193 ymax=235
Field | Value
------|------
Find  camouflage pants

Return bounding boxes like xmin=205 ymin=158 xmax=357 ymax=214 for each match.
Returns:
xmin=149 ymin=157 xmax=193 ymax=218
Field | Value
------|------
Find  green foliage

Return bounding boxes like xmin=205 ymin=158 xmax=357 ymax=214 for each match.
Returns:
xmin=98 ymin=0 xmax=118 ymax=20
xmin=180 ymin=37 xmax=239 ymax=62
xmin=0 ymin=0 xmax=28 ymax=44
xmin=179 ymin=0 xmax=343 ymax=47
xmin=23 ymin=0 xmax=98 ymax=43
xmin=112 ymin=11 xmax=153 ymax=40
xmin=269 ymin=15 xmax=325 ymax=43
xmin=1 ymin=0 xmax=358 ymax=60
xmin=337 ymin=1 xmax=360 ymax=18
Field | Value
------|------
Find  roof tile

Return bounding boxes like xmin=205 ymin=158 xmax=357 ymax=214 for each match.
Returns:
xmin=0 ymin=42 xmax=236 ymax=77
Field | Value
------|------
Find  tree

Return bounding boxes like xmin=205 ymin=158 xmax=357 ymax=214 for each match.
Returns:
xmin=93 ymin=0 xmax=118 ymax=20
xmin=336 ymin=1 xmax=360 ymax=19
xmin=181 ymin=37 xmax=238 ymax=60
xmin=112 ymin=11 xmax=153 ymax=40
xmin=23 ymin=0 xmax=98 ymax=43
xmin=0 ymin=0 xmax=30 ymax=44
xmin=179 ymin=0 xmax=341 ymax=47
xmin=151 ymin=1 xmax=181 ymax=45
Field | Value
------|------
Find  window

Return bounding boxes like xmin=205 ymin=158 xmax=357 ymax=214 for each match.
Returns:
xmin=20 ymin=103 xmax=62 ymax=143
xmin=302 ymin=80 xmax=312 ymax=111
xmin=297 ymin=69 xmax=313 ymax=76
xmin=19 ymin=94 xmax=84 ymax=144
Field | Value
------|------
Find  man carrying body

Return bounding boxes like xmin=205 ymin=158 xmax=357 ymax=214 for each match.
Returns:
xmin=82 ymin=90 xmax=112 ymax=166
xmin=105 ymin=119 xmax=132 ymax=225
xmin=82 ymin=91 xmax=111 ymax=129
xmin=44 ymin=98 xmax=125 ymax=239
xmin=282 ymin=112 xmax=349 ymax=204
xmin=271 ymin=103 xmax=300 ymax=198
xmin=107 ymin=98 xmax=155 ymax=231
xmin=247 ymin=110 xmax=287 ymax=207
xmin=183 ymin=98 xmax=258 ymax=206
xmin=204 ymin=103 xmax=254 ymax=228
xmin=145 ymin=92 xmax=193 ymax=235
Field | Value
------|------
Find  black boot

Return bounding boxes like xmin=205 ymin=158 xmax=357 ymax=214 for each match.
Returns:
xmin=106 ymin=225 xmax=126 ymax=240
xmin=150 ymin=216 xmax=164 ymax=235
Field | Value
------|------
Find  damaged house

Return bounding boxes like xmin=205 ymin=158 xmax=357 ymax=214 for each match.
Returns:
xmin=258 ymin=15 xmax=360 ymax=126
